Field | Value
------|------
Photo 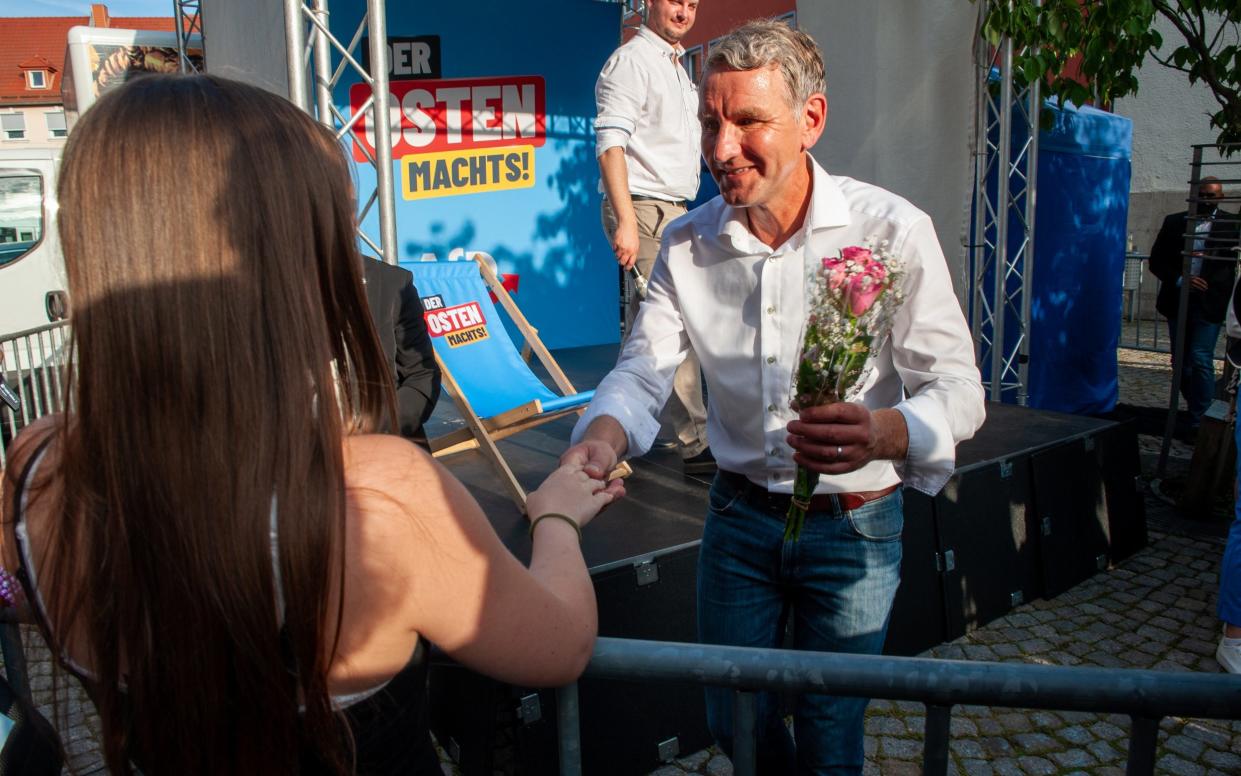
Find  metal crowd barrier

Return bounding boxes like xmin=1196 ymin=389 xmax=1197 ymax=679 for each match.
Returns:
xmin=0 ymin=321 xmax=71 ymax=468
xmin=551 ymin=637 xmax=1241 ymax=776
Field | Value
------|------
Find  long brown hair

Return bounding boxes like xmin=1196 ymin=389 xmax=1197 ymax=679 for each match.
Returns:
xmin=47 ymin=74 xmax=395 ymax=774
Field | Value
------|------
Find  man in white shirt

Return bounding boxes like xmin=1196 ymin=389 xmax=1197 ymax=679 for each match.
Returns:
xmin=595 ymin=0 xmax=711 ymax=472
xmin=566 ymin=20 xmax=985 ymax=773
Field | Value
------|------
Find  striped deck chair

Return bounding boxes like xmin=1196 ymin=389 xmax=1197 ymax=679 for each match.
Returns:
xmin=410 ymin=256 xmax=596 ymax=507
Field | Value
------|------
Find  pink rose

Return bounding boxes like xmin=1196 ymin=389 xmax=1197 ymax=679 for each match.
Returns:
xmin=822 ymin=257 xmax=848 ymax=290
xmin=846 ymin=272 xmax=885 ymax=316
xmin=841 ymin=246 xmax=873 ymax=264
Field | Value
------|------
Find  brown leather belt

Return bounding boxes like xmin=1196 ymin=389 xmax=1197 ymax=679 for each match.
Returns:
xmin=719 ymin=470 xmax=899 ymax=514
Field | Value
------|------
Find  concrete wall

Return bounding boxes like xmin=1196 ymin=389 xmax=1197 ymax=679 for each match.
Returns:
xmin=795 ymin=0 xmax=979 ymax=303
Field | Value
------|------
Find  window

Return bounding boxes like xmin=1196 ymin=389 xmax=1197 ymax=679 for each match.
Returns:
xmin=683 ymin=45 xmax=702 ymax=84
xmin=0 ymin=174 xmax=44 ymax=268
xmin=44 ymin=111 xmax=67 ymax=139
xmin=1 ymin=114 xmax=26 ymax=141
xmin=26 ymin=70 xmax=48 ymax=90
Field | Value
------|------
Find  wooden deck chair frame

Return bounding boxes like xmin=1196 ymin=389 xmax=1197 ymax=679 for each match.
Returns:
xmin=427 ymin=255 xmax=592 ymax=508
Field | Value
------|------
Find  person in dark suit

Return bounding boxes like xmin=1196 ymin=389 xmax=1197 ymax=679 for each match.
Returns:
xmin=1149 ymin=177 xmax=1240 ymax=430
xmin=363 ymin=257 xmax=441 ymax=446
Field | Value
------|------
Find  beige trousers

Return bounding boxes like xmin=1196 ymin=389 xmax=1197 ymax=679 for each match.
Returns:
xmin=602 ymin=198 xmax=708 ymax=458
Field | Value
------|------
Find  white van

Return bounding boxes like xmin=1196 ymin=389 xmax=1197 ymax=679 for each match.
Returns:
xmin=0 ymin=148 xmax=66 ymax=340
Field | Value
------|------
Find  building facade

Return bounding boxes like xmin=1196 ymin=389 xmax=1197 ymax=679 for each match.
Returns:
xmin=0 ymin=3 xmax=173 ymax=150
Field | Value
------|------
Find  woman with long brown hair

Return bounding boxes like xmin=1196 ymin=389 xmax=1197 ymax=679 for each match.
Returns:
xmin=0 ymin=74 xmax=618 ymax=775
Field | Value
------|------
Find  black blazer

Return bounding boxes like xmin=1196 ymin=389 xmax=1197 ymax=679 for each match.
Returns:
xmin=1149 ymin=208 xmax=1240 ymax=324
xmin=363 ymin=258 xmax=441 ymax=446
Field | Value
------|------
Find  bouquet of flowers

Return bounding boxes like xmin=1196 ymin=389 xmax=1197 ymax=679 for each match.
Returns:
xmin=785 ymin=242 xmax=905 ymax=541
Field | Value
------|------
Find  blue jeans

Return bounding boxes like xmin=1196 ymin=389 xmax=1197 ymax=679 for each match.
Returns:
xmin=1167 ymin=309 xmax=1221 ymax=424
xmin=697 ymin=473 xmax=903 ymax=775
xmin=1220 ymin=420 xmax=1241 ymax=626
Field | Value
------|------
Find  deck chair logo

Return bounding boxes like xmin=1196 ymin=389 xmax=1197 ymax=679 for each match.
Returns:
xmin=424 ymin=300 xmax=490 ymax=348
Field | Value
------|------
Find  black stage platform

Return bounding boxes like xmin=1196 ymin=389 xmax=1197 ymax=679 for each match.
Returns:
xmin=428 ymin=344 xmax=1147 ymax=776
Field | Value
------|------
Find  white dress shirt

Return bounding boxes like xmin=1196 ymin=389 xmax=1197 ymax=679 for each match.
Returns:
xmin=573 ymin=159 xmax=986 ymax=497
xmin=594 ymin=26 xmax=701 ymax=202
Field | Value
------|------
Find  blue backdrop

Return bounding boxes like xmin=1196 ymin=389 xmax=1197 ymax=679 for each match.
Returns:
xmin=330 ymin=0 xmax=621 ymax=349
xmin=1028 ymin=102 xmax=1132 ymax=414
xmin=977 ymin=97 xmax=1132 ymax=414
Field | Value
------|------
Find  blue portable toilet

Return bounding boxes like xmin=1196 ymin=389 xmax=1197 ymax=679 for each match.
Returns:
xmin=1027 ymin=102 xmax=1133 ymax=414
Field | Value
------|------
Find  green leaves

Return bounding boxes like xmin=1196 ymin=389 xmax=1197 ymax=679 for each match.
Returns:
xmin=981 ymin=0 xmax=1239 ymax=147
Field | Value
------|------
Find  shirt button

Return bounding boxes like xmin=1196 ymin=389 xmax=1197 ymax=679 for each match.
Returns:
xmin=767 ymin=306 xmax=776 ymax=314
xmin=766 ymin=356 xmax=776 ymax=364
xmin=767 ymin=404 xmax=777 ymax=412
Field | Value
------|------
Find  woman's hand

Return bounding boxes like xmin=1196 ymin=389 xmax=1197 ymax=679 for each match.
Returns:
xmin=526 ymin=463 xmax=617 ymax=530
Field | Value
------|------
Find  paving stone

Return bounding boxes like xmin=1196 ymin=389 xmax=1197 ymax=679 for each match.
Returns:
xmin=1049 ymin=749 xmax=1097 ymax=768
xmin=865 ymin=716 xmax=905 ymax=735
xmin=960 ymin=759 xmax=993 ymax=776
xmin=991 ymin=758 xmax=1023 ymax=776
xmin=650 ymin=766 xmax=686 ymax=776
xmin=1028 ymin=710 xmax=1059 ymax=729
xmin=863 ymin=735 xmax=877 ymax=758
xmin=950 ymin=716 xmax=979 ymax=737
xmin=1017 ymin=638 xmax=1052 ymax=654
xmin=1203 ymin=750 xmax=1241 ymax=771
xmin=1086 ymin=738 xmax=1122 ymax=763
xmin=704 ymin=753 xmax=733 ymax=776
xmin=903 ymin=715 xmax=925 ymax=735
xmin=1015 ymin=755 xmax=1056 ymax=775
xmin=981 ymin=736 xmax=1014 ymax=756
xmin=1155 ymin=754 xmax=1207 ymax=776
xmin=878 ymin=736 xmax=920 ymax=758
xmin=995 ymin=712 xmax=1033 ymax=734
xmin=950 ymin=738 xmax=986 ymax=759
xmin=977 ymin=718 xmax=1005 ymax=736
xmin=872 ymin=759 xmax=920 ymax=775
xmin=992 ymin=643 xmax=1021 ymax=658
xmin=1164 ymin=733 xmax=1207 ymax=761
xmin=1059 ymin=724 xmax=1093 ymax=745
xmin=962 ymin=644 xmax=996 ymax=660
xmin=1089 ymin=720 xmax=1126 ymax=740
xmin=1011 ymin=732 xmax=1058 ymax=754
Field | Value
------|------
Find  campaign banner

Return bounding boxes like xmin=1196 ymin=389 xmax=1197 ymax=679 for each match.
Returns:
xmin=402 ymin=145 xmax=534 ymax=200
xmin=350 ymin=76 xmax=545 ymax=162
xmin=333 ymin=0 xmax=620 ymax=350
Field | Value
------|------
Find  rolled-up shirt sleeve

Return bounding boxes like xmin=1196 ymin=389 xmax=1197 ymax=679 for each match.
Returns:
xmin=594 ymin=52 xmax=646 ymax=158
xmin=888 ymin=216 xmax=986 ymax=495
xmin=572 ymin=244 xmax=687 ymax=456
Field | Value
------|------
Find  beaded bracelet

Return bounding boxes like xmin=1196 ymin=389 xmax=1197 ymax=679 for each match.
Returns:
xmin=528 ymin=513 xmax=582 ymax=542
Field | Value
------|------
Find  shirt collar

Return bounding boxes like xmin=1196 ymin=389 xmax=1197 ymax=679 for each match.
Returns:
xmin=715 ymin=156 xmax=852 ymax=253
xmin=637 ymin=25 xmax=684 ymax=58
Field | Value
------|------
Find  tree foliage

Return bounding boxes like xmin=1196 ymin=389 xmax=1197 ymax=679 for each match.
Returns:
xmin=979 ymin=0 xmax=1241 ymax=147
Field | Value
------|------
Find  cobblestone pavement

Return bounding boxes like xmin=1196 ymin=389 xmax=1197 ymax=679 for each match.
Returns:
xmin=7 ymin=347 xmax=1240 ymax=775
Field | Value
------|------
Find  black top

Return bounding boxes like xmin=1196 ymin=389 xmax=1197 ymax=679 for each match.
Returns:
xmin=1149 ymin=207 xmax=1241 ymax=324
xmin=363 ymin=258 xmax=442 ymax=446
xmin=8 ymin=443 xmax=441 ymax=775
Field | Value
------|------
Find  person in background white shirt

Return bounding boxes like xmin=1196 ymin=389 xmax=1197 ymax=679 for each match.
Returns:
xmin=565 ymin=20 xmax=985 ymax=774
xmin=595 ymin=0 xmax=713 ymax=473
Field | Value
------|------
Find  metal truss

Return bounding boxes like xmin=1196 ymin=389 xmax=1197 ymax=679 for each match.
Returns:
xmin=174 ymin=0 xmax=204 ymax=73
xmin=283 ymin=0 xmax=399 ymax=265
xmin=969 ymin=1 xmax=1040 ymax=405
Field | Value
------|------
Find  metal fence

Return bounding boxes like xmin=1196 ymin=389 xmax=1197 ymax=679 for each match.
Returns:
xmin=0 ymin=321 xmax=70 ymax=468
xmin=1154 ymin=145 xmax=1241 ymax=477
xmin=550 ymin=637 xmax=1241 ymax=776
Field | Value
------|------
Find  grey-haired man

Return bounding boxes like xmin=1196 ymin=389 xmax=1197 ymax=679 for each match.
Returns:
xmin=567 ymin=20 xmax=984 ymax=773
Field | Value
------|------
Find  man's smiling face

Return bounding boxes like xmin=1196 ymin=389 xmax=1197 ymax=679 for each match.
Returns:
xmin=699 ymin=64 xmax=811 ymax=211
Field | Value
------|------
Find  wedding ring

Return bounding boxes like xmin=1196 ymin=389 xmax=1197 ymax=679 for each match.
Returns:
xmin=836 ymin=445 xmax=843 ymax=460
